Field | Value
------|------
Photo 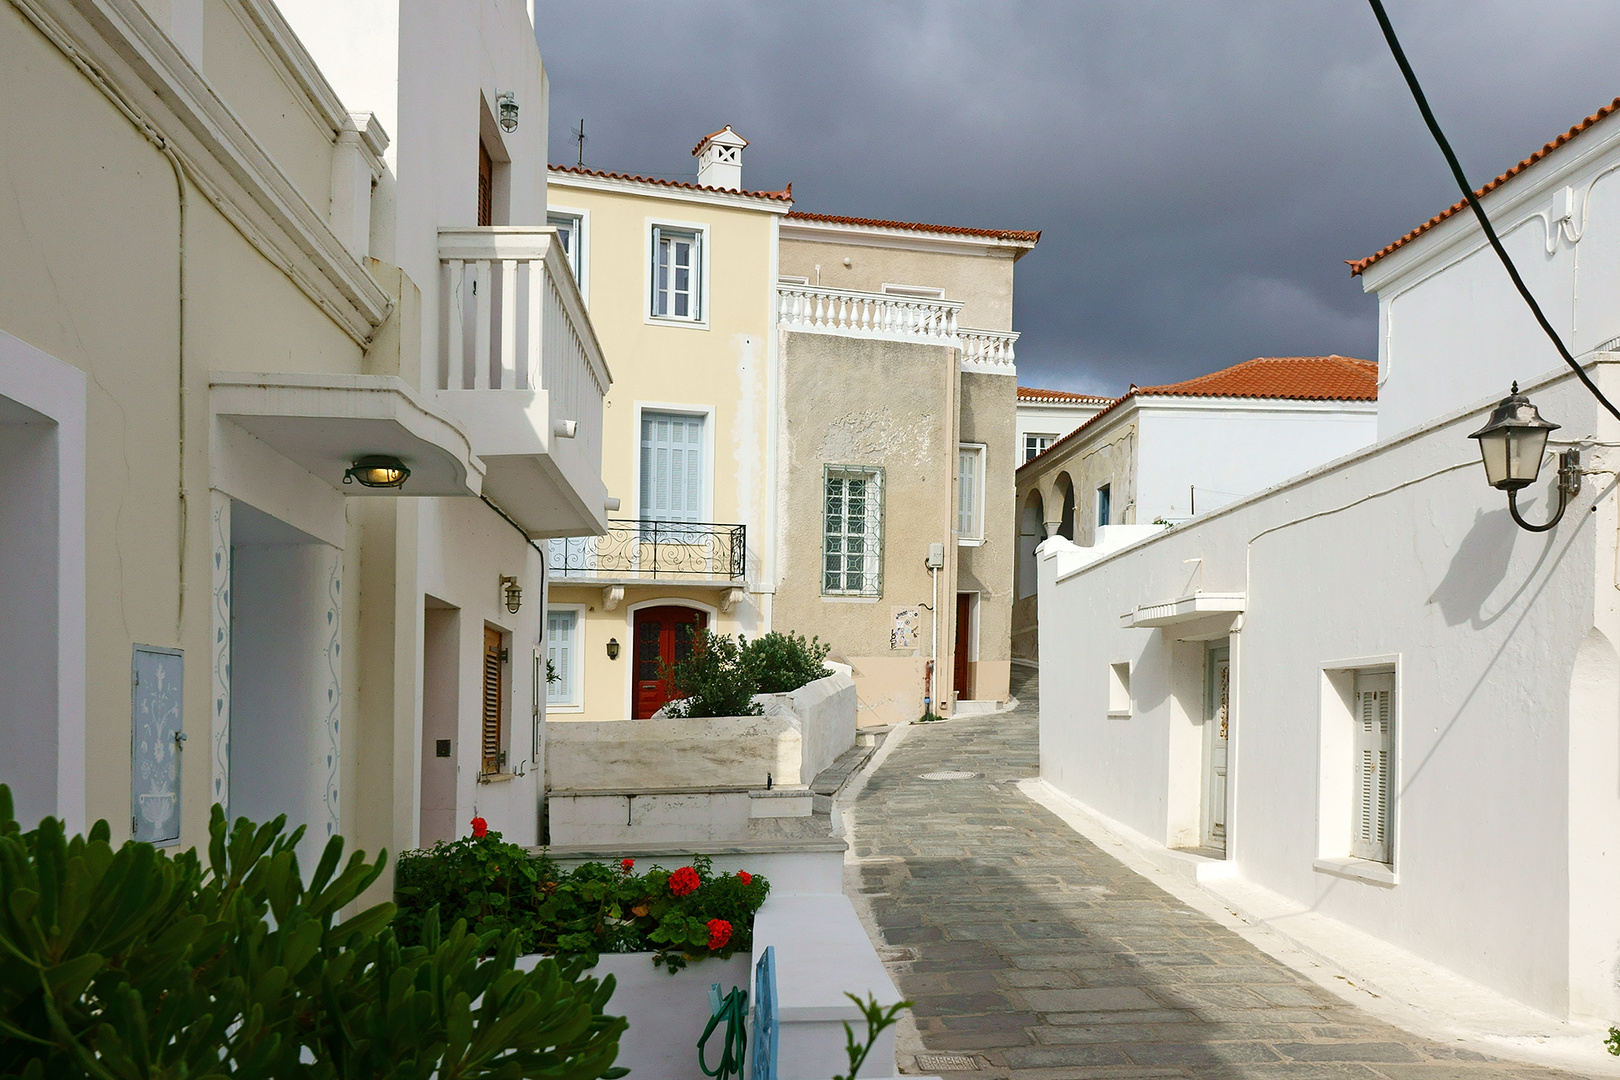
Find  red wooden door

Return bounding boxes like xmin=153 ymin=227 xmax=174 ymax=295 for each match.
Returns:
xmin=953 ymin=593 xmax=972 ymax=699
xmin=633 ymin=606 xmax=707 ymax=718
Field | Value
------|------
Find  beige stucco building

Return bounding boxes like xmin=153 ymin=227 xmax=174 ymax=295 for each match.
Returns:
xmin=543 ymin=134 xmax=1038 ymax=727
xmin=2 ymin=0 xmax=609 ymax=890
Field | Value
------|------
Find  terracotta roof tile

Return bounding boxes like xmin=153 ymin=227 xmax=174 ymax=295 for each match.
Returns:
xmin=785 ymin=210 xmax=1040 ymax=244
xmin=1017 ymin=386 xmax=1113 ymax=404
xmin=692 ymin=126 xmax=748 ymax=156
xmin=1137 ymin=355 xmax=1377 ymax=401
xmin=1350 ymin=96 xmax=1620 ymax=276
xmin=1018 ymin=356 xmax=1376 ymax=471
xmin=548 ymin=163 xmax=791 ymax=202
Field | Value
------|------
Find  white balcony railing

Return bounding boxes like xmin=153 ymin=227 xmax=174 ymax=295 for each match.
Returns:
xmin=776 ymin=285 xmax=1017 ymax=371
xmin=437 ymin=227 xmax=608 ymax=474
xmin=777 ymin=285 xmax=960 ymax=342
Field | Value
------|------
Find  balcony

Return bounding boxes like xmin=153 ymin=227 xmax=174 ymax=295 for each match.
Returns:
xmin=776 ymin=284 xmax=1018 ymax=374
xmin=435 ymin=226 xmax=611 ymax=538
xmin=549 ymin=520 xmax=748 ymax=601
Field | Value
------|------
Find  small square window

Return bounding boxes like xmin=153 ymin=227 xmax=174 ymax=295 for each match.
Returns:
xmin=651 ymin=226 xmax=702 ymax=321
xmin=1024 ymin=434 xmax=1055 ymax=463
xmin=1108 ymin=662 xmax=1132 ymax=716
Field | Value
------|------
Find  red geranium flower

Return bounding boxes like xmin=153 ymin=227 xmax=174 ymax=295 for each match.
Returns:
xmin=707 ymin=918 xmax=732 ymax=950
xmin=470 ymin=816 xmax=488 ymax=838
xmin=737 ymin=871 xmax=752 ymax=885
xmin=621 ymin=858 xmax=635 ymax=874
xmin=669 ymin=865 xmax=701 ymax=897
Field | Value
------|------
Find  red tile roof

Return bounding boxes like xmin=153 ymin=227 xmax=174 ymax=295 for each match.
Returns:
xmin=785 ymin=210 xmax=1040 ymax=245
xmin=1350 ymin=96 xmax=1620 ymax=276
xmin=1017 ymin=386 xmax=1113 ymax=404
xmin=548 ymin=164 xmax=791 ymax=202
xmin=1137 ymin=355 xmax=1377 ymax=401
xmin=1018 ymin=356 xmax=1376 ymax=471
xmin=692 ymin=126 xmax=748 ymax=156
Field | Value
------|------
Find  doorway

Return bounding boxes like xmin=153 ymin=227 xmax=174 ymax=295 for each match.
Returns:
xmin=953 ymin=593 xmax=975 ymax=700
xmin=1202 ymin=642 xmax=1231 ymax=851
xmin=419 ymin=600 xmax=459 ymax=846
xmin=633 ymin=606 xmax=707 ymax=718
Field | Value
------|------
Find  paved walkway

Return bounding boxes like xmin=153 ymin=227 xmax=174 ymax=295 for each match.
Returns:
xmin=843 ymin=666 xmax=1591 ymax=1080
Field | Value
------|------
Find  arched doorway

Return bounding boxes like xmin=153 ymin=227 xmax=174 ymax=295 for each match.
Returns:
xmin=1018 ymin=490 xmax=1045 ymax=599
xmin=1056 ymin=474 xmax=1076 ymax=541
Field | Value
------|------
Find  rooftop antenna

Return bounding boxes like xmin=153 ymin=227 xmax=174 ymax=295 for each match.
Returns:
xmin=571 ymin=118 xmax=586 ymax=166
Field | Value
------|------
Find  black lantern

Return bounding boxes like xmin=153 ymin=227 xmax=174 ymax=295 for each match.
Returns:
xmin=1468 ymin=383 xmax=1580 ymax=532
xmin=343 ymin=455 xmax=410 ymax=489
xmin=497 ymin=91 xmax=518 ymax=133
xmin=606 ymin=637 xmax=620 ymax=660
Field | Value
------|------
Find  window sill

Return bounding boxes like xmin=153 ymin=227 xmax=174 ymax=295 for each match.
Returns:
xmin=1106 ymin=710 xmax=1132 ymax=719
xmin=1313 ymin=856 xmax=1398 ymax=887
xmin=958 ymin=537 xmax=985 ymax=547
xmin=478 ymin=770 xmax=519 ymax=785
xmin=643 ymin=314 xmax=709 ymax=331
xmin=821 ymin=594 xmax=881 ymax=603
xmin=547 ymin=703 xmax=584 ymax=714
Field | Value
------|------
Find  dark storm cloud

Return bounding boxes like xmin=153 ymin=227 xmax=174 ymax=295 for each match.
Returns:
xmin=533 ymin=1 xmax=1620 ymax=395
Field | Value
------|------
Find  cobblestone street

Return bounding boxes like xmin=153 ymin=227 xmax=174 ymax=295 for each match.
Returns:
xmin=844 ymin=666 xmax=1592 ymax=1080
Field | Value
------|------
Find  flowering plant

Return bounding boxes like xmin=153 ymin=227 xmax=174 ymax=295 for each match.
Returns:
xmin=470 ymin=816 xmax=488 ymax=838
xmin=395 ymin=838 xmax=768 ymax=974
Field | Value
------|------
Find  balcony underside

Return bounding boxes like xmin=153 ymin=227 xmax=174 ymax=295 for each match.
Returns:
xmin=210 ymin=372 xmax=482 ymax=496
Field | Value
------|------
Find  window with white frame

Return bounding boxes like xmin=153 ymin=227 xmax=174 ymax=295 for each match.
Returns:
xmin=546 ymin=609 xmax=580 ymax=707
xmin=1351 ymin=669 xmax=1395 ymax=863
xmin=548 ymin=212 xmax=584 ymax=284
xmin=957 ymin=445 xmax=984 ymax=541
xmin=823 ymin=467 xmax=883 ymax=596
xmin=1024 ymin=433 xmax=1056 ymax=462
xmin=651 ymin=225 xmax=702 ymax=321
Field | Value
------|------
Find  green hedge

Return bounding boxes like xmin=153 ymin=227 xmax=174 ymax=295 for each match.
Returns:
xmin=0 ymin=786 xmax=626 ymax=1080
xmin=663 ymin=630 xmax=833 ymax=718
xmin=395 ymin=832 xmax=768 ymax=974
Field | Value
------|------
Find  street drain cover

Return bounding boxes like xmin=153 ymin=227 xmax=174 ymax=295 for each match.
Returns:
xmin=916 ymin=1054 xmax=978 ymax=1071
xmin=919 ymin=770 xmax=979 ymax=780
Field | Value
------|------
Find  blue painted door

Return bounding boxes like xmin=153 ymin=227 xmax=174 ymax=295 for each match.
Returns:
xmin=132 ymin=646 xmax=184 ymax=845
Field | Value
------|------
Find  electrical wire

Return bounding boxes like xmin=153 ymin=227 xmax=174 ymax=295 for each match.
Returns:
xmin=1365 ymin=0 xmax=1620 ymax=426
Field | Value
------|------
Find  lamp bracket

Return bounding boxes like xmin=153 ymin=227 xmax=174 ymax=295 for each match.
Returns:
xmin=1508 ymin=448 xmax=1581 ymax=532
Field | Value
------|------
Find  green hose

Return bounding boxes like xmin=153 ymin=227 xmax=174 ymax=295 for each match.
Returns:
xmin=698 ymin=983 xmax=748 ymax=1080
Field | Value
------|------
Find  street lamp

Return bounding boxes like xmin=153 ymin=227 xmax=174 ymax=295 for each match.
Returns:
xmin=1468 ymin=383 xmax=1581 ymax=532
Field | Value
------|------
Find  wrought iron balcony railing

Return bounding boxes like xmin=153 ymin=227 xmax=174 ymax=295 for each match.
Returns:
xmin=549 ymin=520 xmax=746 ymax=582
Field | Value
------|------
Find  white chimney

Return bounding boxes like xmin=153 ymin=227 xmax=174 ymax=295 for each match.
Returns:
xmin=693 ymin=125 xmax=747 ymax=190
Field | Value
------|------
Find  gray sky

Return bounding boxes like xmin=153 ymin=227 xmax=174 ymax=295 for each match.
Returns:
xmin=534 ymin=1 xmax=1620 ymax=396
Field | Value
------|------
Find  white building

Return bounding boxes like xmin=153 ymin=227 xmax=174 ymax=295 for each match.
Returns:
xmin=1036 ymin=96 xmax=1620 ymax=1023
xmin=1016 ymin=385 xmax=1110 ymax=464
xmin=0 ymin=0 xmax=607 ymax=887
xmin=1012 ymin=357 xmax=1378 ymax=659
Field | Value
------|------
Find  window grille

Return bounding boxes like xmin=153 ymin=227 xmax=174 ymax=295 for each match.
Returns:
xmin=823 ymin=467 xmax=883 ymax=596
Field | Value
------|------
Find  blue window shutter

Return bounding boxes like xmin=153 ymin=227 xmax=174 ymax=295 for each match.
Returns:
xmin=132 ymin=646 xmax=184 ymax=845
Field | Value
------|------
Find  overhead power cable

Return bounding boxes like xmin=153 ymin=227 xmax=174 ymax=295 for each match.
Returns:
xmin=1365 ymin=0 xmax=1620 ymax=426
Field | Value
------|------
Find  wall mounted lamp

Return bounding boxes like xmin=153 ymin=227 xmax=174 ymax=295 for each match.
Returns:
xmin=497 ymin=91 xmax=519 ymax=133
xmin=343 ymin=455 xmax=410 ymax=489
xmin=1469 ymin=383 xmax=1581 ymax=532
xmin=605 ymin=637 xmax=620 ymax=660
xmin=499 ymin=575 xmax=522 ymax=614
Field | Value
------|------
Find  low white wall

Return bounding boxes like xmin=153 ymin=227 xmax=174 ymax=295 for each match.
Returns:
xmin=517 ymin=952 xmax=751 ymax=1080
xmin=549 ymin=669 xmax=856 ymax=791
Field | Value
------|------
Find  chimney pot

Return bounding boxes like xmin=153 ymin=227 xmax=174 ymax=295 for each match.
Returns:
xmin=693 ymin=125 xmax=747 ymax=190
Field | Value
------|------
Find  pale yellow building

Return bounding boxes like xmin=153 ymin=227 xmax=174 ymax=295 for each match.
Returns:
xmin=543 ymin=134 xmax=789 ymax=721
xmin=545 ymin=132 xmax=1038 ymax=728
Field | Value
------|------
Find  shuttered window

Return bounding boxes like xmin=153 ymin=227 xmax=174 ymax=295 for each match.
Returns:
xmin=482 ymin=627 xmax=505 ymax=774
xmin=640 ymin=412 xmax=705 ymax=523
xmin=1351 ymin=670 xmax=1395 ymax=863
xmin=957 ymin=445 xmax=983 ymax=540
xmin=546 ymin=610 xmax=578 ymax=707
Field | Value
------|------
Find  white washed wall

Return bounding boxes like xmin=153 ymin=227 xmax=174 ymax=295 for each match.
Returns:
xmin=1037 ymin=361 xmax=1620 ymax=1019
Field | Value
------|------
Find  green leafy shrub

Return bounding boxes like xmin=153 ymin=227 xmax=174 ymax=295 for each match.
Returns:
xmin=0 ymin=786 xmax=626 ymax=1079
xmin=395 ymin=839 xmax=769 ymax=974
xmin=661 ymin=630 xmax=833 ymax=717
xmin=662 ymin=630 xmax=763 ymax=718
xmin=745 ymin=631 xmax=832 ymax=694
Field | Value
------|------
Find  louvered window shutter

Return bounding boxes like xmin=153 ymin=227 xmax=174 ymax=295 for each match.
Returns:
xmin=1351 ymin=671 xmax=1394 ymax=862
xmin=482 ymin=628 xmax=504 ymax=773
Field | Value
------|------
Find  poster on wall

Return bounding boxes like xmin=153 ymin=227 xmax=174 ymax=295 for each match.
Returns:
xmin=890 ymin=606 xmax=920 ymax=651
